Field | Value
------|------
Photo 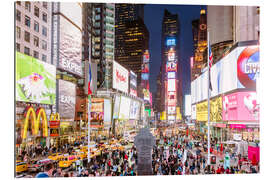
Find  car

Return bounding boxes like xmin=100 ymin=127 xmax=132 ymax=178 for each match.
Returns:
xmin=16 ymin=161 xmax=28 ymax=173
xmin=58 ymin=155 xmax=77 ymax=168
xmin=48 ymin=153 xmax=63 ymax=161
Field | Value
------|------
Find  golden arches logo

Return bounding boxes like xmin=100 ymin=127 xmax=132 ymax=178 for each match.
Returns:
xmin=50 ymin=113 xmax=60 ymax=121
xmin=22 ymin=107 xmax=48 ymax=139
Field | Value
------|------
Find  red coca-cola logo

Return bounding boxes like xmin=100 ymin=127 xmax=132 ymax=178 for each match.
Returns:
xmin=116 ymin=70 xmax=126 ymax=83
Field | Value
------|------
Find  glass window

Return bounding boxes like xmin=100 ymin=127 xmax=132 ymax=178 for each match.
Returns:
xmin=42 ymin=26 xmax=47 ymax=37
xmin=42 ymin=54 xmax=47 ymax=62
xmin=24 ymin=46 xmax=30 ymax=55
xmin=16 ymin=26 xmax=21 ymax=39
xmin=42 ymin=2 xmax=48 ymax=9
xmin=24 ymin=31 xmax=30 ymax=42
xmin=42 ymin=12 xmax=47 ymax=23
xmin=42 ymin=40 xmax=47 ymax=50
xmin=34 ymin=6 xmax=39 ymax=17
xmin=25 ymin=1 xmax=31 ymax=12
xmin=25 ymin=16 xmax=30 ymax=27
xmin=16 ymin=10 xmax=21 ymax=22
xmin=33 ymin=51 xmax=39 ymax=59
xmin=16 ymin=43 xmax=20 ymax=52
xmin=33 ymin=36 xmax=39 ymax=47
xmin=34 ymin=21 xmax=39 ymax=32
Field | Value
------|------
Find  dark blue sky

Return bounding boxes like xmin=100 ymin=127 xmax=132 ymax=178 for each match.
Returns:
xmin=144 ymin=4 xmax=205 ymax=96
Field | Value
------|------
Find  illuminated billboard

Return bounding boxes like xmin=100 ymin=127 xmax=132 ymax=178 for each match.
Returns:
xmin=168 ymin=49 xmax=175 ymax=61
xmin=143 ymin=88 xmax=150 ymax=101
xmin=59 ymin=16 xmax=82 ymax=76
xmin=16 ymin=52 xmax=56 ymax=105
xmin=119 ymin=96 xmax=131 ymax=120
xmin=130 ymin=71 xmax=137 ymax=96
xmin=223 ymin=91 xmax=259 ymax=121
xmin=104 ymin=99 xmax=112 ymax=128
xmin=166 ymin=37 xmax=176 ymax=46
xmin=113 ymin=61 xmax=129 ymax=93
xmin=141 ymin=73 xmax=149 ymax=80
xmin=191 ymin=105 xmax=196 ymax=120
xmin=168 ymin=72 xmax=176 ymax=79
xmin=143 ymin=50 xmax=150 ymax=63
xmin=58 ymin=79 xmax=76 ymax=120
xmin=168 ymin=115 xmax=175 ymax=120
xmin=168 ymin=106 xmax=176 ymax=114
xmin=168 ymin=79 xmax=176 ymax=91
xmin=184 ymin=95 xmax=191 ymax=116
xmin=167 ymin=91 xmax=176 ymax=106
xmin=166 ymin=62 xmax=177 ymax=72
xmin=113 ymin=95 xmax=120 ymax=119
xmin=91 ymin=98 xmax=104 ymax=127
xmin=130 ymin=100 xmax=140 ymax=120
xmin=142 ymin=63 xmax=149 ymax=73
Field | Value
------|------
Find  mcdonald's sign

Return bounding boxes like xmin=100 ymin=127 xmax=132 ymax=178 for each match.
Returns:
xmin=49 ymin=113 xmax=60 ymax=128
xmin=22 ymin=106 xmax=48 ymax=139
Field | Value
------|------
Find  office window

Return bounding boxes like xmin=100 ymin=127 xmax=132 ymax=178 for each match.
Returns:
xmin=25 ymin=16 xmax=30 ymax=27
xmin=42 ymin=2 xmax=48 ymax=9
xmin=33 ymin=51 xmax=39 ymax=59
xmin=42 ymin=12 xmax=47 ymax=23
xmin=33 ymin=36 xmax=39 ymax=47
xmin=42 ymin=54 xmax=47 ymax=62
xmin=34 ymin=21 xmax=39 ymax=32
xmin=42 ymin=40 xmax=47 ymax=50
xmin=42 ymin=26 xmax=47 ymax=37
xmin=16 ymin=26 xmax=21 ymax=39
xmin=34 ymin=6 xmax=39 ymax=17
xmin=16 ymin=43 xmax=20 ymax=52
xmin=24 ymin=47 xmax=30 ymax=55
xmin=16 ymin=10 xmax=21 ymax=22
xmin=24 ymin=31 xmax=30 ymax=42
xmin=25 ymin=1 xmax=31 ymax=12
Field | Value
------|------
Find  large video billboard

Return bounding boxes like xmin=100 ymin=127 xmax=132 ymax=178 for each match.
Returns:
xmin=223 ymin=91 xmax=259 ymax=121
xmin=58 ymin=79 xmax=76 ymax=120
xmin=119 ymin=96 xmax=131 ymax=120
xmin=59 ymin=16 xmax=82 ymax=76
xmin=91 ymin=98 xmax=104 ymax=127
xmin=16 ymin=52 xmax=56 ymax=105
xmin=167 ymin=91 xmax=176 ymax=106
xmin=130 ymin=100 xmax=140 ymax=120
xmin=168 ymin=79 xmax=176 ymax=91
xmin=130 ymin=71 xmax=137 ymax=96
xmin=185 ymin=95 xmax=191 ymax=116
xmin=104 ymin=99 xmax=112 ymax=128
xmin=143 ymin=88 xmax=150 ymax=102
xmin=113 ymin=61 xmax=129 ymax=93
xmin=113 ymin=95 xmax=120 ymax=119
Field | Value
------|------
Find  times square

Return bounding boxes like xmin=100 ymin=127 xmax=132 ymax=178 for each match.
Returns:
xmin=14 ymin=1 xmax=260 ymax=178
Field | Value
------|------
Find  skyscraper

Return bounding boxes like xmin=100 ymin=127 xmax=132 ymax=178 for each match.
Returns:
xmin=160 ymin=9 xmax=181 ymax=122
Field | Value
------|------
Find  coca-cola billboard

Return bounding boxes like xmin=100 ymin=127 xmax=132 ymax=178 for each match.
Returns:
xmin=113 ymin=61 xmax=129 ymax=93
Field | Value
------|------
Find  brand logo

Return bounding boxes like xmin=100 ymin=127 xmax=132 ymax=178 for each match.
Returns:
xmin=116 ymin=70 xmax=127 ymax=83
xmin=61 ymin=58 xmax=82 ymax=75
xmin=49 ymin=113 xmax=60 ymax=128
xmin=237 ymin=46 xmax=259 ymax=89
xmin=60 ymin=94 xmax=76 ymax=104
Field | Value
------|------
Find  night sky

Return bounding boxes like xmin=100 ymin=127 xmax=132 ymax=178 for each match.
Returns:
xmin=144 ymin=4 xmax=206 ymax=96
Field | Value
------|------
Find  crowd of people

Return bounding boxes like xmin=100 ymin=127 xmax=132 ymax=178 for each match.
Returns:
xmin=16 ymin=132 xmax=259 ymax=177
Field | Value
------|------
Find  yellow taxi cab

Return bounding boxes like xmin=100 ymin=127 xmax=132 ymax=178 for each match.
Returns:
xmin=16 ymin=161 xmax=28 ymax=173
xmin=48 ymin=153 xmax=63 ymax=161
xmin=73 ymin=151 xmax=87 ymax=160
xmin=58 ymin=154 xmax=77 ymax=168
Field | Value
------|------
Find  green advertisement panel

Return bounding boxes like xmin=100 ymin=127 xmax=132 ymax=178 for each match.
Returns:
xmin=16 ymin=51 xmax=56 ymax=104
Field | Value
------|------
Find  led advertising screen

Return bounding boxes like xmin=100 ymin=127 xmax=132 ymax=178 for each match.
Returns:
xmin=185 ymin=95 xmax=191 ymax=116
xmin=168 ymin=72 xmax=176 ymax=79
xmin=143 ymin=50 xmax=150 ymax=63
xmin=168 ymin=115 xmax=175 ymax=120
xmin=59 ymin=16 xmax=82 ymax=76
xmin=130 ymin=100 xmax=140 ymax=120
xmin=168 ymin=106 xmax=176 ymax=114
xmin=191 ymin=105 xmax=196 ymax=120
xmin=113 ymin=95 xmax=120 ymax=119
xmin=143 ymin=88 xmax=150 ymax=101
xmin=166 ymin=62 xmax=177 ymax=72
xmin=16 ymin=52 xmax=56 ymax=105
xmin=223 ymin=91 xmax=259 ymax=121
xmin=196 ymin=101 xmax=207 ymax=122
xmin=119 ymin=96 xmax=131 ymax=120
xmin=141 ymin=73 xmax=149 ymax=80
xmin=91 ymin=98 xmax=104 ymax=127
xmin=166 ymin=37 xmax=176 ymax=46
xmin=129 ymin=71 xmax=137 ymax=96
xmin=113 ymin=61 xmax=129 ymax=93
xmin=142 ymin=63 xmax=149 ymax=73
xmin=168 ymin=79 xmax=176 ymax=91
xmin=167 ymin=91 xmax=176 ymax=106
xmin=58 ymin=79 xmax=76 ymax=120
xmin=104 ymin=99 xmax=112 ymax=128
xmin=168 ymin=50 xmax=175 ymax=61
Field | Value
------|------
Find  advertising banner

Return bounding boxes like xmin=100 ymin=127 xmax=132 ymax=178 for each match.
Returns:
xmin=168 ymin=79 xmax=176 ymax=91
xmin=143 ymin=88 xmax=150 ymax=102
xmin=59 ymin=16 xmax=82 ymax=76
xmin=16 ymin=52 xmax=56 ymax=105
xmin=167 ymin=91 xmax=176 ymax=106
xmin=223 ymin=91 xmax=259 ymax=121
xmin=104 ymin=99 xmax=112 ymax=128
xmin=196 ymin=101 xmax=208 ymax=121
xmin=58 ymin=79 xmax=76 ymax=120
xmin=191 ymin=105 xmax=196 ymax=120
xmin=130 ymin=100 xmax=140 ymax=120
xmin=176 ymin=107 xmax=182 ymax=120
xmin=168 ymin=106 xmax=176 ymax=115
xmin=50 ymin=128 xmax=60 ymax=137
xmin=113 ymin=95 xmax=120 ymax=119
xmin=119 ymin=96 xmax=131 ymax=120
xmin=142 ymin=63 xmax=149 ymax=73
xmin=141 ymin=73 xmax=149 ymax=80
xmin=168 ymin=49 xmax=175 ymax=61
xmin=143 ymin=50 xmax=150 ymax=63
xmin=130 ymin=71 xmax=137 ymax=96
xmin=91 ymin=98 xmax=104 ymax=127
xmin=185 ymin=95 xmax=191 ymax=116
xmin=113 ymin=61 xmax=129 ymax=93
xmin=166 ymin=62 xmax=177 ymax=72
xmin=168 ymin=72 xmax=176 ymax=79
xmin=166 ymin=37 xmax=176 ymax=46
xmin=210 ymin=96 xmax=222 ymax=122
xmin=59 ymin=2 xmax=82 ymax=29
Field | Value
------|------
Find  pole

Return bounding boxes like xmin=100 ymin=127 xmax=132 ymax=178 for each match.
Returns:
xmin=207 ymin=30 xmax=211 ymax=165
xmin=87 ymin=95 xmax=91 ymax=163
